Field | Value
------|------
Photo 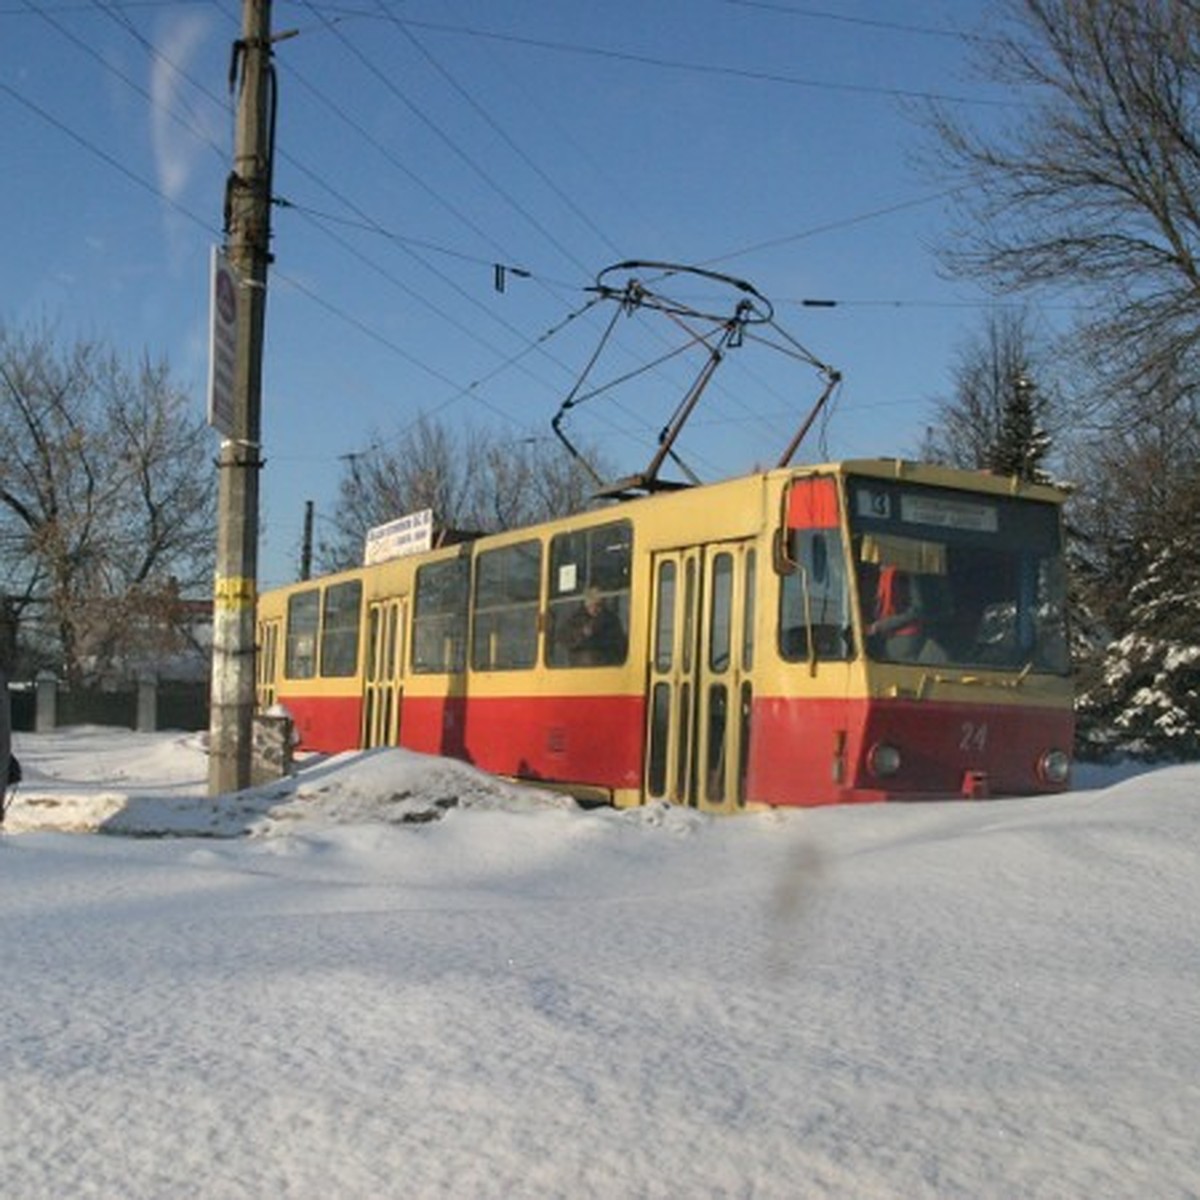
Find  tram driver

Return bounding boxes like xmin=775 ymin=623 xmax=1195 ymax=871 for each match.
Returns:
xmin=866 ymin=565 xmax=947 ymax=664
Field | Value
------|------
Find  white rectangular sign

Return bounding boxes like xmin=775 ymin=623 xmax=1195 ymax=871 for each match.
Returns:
xmin=900 ymin=494 xmax=998 ymax=533
xmin=207 ymin=246 xmax=239 ymax=437
xmin=364 ymin=509 xmax=434 ymax=565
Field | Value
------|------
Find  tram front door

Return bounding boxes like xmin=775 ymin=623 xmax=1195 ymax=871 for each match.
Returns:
xmin=363 ymin=597 xmax=407 ymax=748
xmin=645 ymin=541 xmax=756 ymax=811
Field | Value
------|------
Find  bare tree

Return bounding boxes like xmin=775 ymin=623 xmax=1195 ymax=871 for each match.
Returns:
xmin=921 ymin=1 xmax=1200 ymax=754
xmin=0 ymin=324 xmax=214 ymax=683
xmin=921 ymin=308 xmax=1056 ymax=480
xmin=479 ymin=437 xmax=601 ymax=532
xmin=316 ymin=415 xmax=605 ymax=574
xmin=926 ymin=0 xmax=1200 ymax=403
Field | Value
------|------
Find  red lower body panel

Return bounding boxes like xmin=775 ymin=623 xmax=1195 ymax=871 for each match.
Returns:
xmin=279 ymin=692 xmax=642 ymax=792
xmin=282 ymin=694 xmax=362 ymax=754
xmin=275 ymin=687 xmax=1072 ymax=807
xmin=400 ymin=694 xmax=644 ymax=791
xmin=749 ymin=694 xmax=1074 ymax=806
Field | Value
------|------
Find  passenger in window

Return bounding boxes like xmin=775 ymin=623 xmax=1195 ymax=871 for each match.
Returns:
xmin=565 ymin=587 xmax=625 ymax=665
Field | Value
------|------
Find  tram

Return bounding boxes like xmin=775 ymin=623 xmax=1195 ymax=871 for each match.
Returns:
xmin=255 ymin=458 xmax=1073 ymax=810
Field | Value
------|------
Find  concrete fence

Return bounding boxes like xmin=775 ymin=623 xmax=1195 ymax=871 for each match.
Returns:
xmin=13 ymin=673 xmax=210 ymax=734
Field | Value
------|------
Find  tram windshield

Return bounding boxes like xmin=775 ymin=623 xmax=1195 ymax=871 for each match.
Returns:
xmin=846 ymin=477 xmax=1070 ymax=674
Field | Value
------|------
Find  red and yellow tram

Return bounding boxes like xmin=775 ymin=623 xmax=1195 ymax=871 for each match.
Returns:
xmin=255 ymin=458 xmax=1073 ymax=810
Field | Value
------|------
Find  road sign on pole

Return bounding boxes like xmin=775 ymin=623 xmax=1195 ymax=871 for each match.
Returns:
xmin=207 ymin=246 xmax=239 ymax=438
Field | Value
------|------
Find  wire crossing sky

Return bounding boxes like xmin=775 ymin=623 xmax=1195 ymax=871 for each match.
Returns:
xmin=1 ymin=0 xmax=1040 ymax=586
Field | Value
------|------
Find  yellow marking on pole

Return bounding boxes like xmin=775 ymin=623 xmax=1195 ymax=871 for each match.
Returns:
xmin=214 ymin=576 xmax=257 ymax=610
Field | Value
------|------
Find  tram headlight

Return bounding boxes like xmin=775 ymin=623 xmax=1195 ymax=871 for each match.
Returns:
xmin=867 ymin=742 xmax=902 ymax=778
xmin=1037 ymin=748 xmax=1071 ymax=786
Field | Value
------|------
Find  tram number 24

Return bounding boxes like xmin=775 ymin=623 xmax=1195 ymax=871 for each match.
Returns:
xmin=959 ymin=722 xmax=989 ymax=753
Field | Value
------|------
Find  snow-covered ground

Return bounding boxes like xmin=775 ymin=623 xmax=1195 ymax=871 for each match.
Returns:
xmin=2 ymin=728 xmax=1197 ymax=1199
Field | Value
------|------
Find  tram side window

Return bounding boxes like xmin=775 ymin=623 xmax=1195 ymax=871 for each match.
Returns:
xmin=285 ymin=589 xmax=320 ymax=679
xmin=546 ymin=520 xmax=632 ymax=667
xmin=779 ymin=530 xmax=852 ymax=662
xmin=320 ymin=580 xmax=362 ymax=677
xmin=413 ymin=557 xmax=469 ymax=673
xmin=472 ymin=540 xmax=541 ymax=671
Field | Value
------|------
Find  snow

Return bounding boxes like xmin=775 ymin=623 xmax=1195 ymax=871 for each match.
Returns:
xmin=3 ymin=729 xmax=1198 ymax=1199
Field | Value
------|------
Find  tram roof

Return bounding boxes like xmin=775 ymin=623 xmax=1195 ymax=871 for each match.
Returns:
xmin=804 ymin=459 xmax=1070 ymax=505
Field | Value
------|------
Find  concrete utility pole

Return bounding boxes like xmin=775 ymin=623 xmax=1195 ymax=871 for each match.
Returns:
xmin=209 ymin=0 xmax=274 ymax=795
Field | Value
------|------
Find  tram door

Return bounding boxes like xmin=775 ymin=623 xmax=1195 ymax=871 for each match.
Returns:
xmin=362 ymin=597 xmax=407 ymax=748
xmin=645 ymin=542 xmax=756 ymax=810
xmin=256 ymin=618 xmax=281 ymax=711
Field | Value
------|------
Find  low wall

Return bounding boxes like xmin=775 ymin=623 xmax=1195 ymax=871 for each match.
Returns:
xmin=9 ymin=677 xmax=209 ymax=734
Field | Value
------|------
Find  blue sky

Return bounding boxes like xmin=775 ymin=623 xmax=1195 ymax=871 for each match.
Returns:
xmin=1 ymin=0 xmax=1030 ymax=588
